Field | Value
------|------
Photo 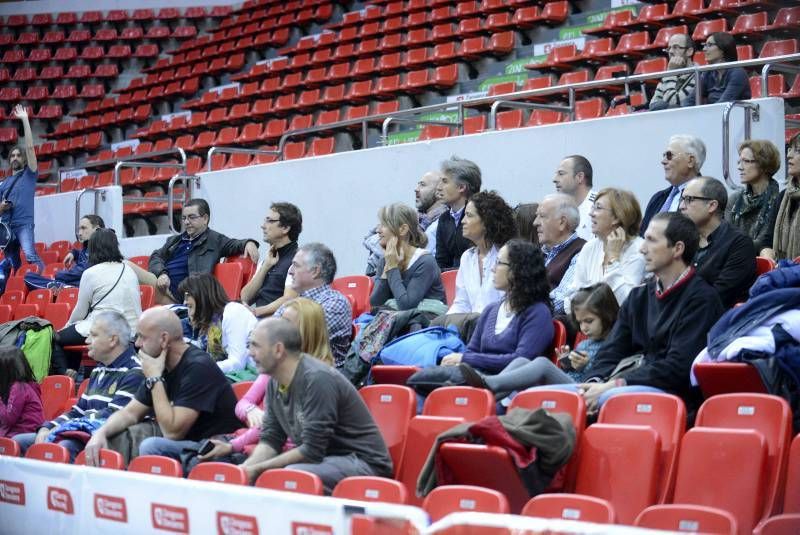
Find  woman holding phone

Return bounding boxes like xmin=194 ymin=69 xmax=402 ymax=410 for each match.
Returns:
xmin=565 ymin=188 xmax=646 ymax=313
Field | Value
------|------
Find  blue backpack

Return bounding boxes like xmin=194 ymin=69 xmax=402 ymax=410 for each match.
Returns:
xmin=0 ymin=257 xmax=12 ymax=295
xmin=376 ymin=325 xmax=466 ymax=368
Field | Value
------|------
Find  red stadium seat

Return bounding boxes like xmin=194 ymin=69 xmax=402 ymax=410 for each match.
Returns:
xmin=333 ymin=476 xmax=409 ymax=504
xmin=359 ymin=385 xmax=416 ymax=473
xmin=41 ymin=375 xmax=75 ymax=421
xmin=522 ymin=494 xmax=616 ymax=523
xmin=755 ymin=514 xmax=800 ymax=535
xmin=25 ymin=443 xmax=69 ymax=463
xmin=128 ymin=455 xmax=183 ymax=477
xmin=0 ymin=437 xmax=21 ymax=456
xmin=422 ymin=386 xmax=495 ymax=421
xmin=188 ymin=463 xmax=247 ymax=485
xmin=636 ymin=504 xmax=738 ymax=534
xmin=255 ymin=469 xmax=324 ymax=495
xmin=74 ymin=449 xmax=125 ymax=469
xmin=423 ymin=485 xmax=510 ymax=522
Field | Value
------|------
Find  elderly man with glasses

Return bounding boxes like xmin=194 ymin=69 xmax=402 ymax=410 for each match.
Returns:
xmin=679 ymin=176 xmax=756 ymax=308
xmin=640 ymin=134 xmax=706 ymax=235
xmin=649 ymin=34 xmax=696 ymax=111
xmin=134 ymin=199 xmax=259 ymax=304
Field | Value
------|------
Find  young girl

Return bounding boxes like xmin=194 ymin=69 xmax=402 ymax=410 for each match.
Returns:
xmin=0 ymin=347 xmax=44 ymax=438
xmin=460 ymin=283 xmax=619 ymax=398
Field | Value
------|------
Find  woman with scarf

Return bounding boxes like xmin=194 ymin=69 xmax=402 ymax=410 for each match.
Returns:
xmin=771 ymin=132 xmax=800 ymax=261
xmin=726 ymin=139 xmax=782 ymax=256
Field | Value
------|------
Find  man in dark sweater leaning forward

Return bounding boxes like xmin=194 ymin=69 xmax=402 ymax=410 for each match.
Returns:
xmin=578 ymin=212 xmax=724 ymax=412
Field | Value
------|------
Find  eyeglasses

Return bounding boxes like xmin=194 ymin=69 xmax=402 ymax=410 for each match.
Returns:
xmin=662 ymin=150 xmax=684 ymax=161
xmin=679 ymin=194 xmax=714 ymax=205
xmin=737 ymin=158 xmax=757 ymax=165
xmin=264 ymin=218 xmax=281 ymax=224
xmin=703 ymin=41 xmax=718 ymax=49
xmin=181 ymin=214 xmax=202 ymax=222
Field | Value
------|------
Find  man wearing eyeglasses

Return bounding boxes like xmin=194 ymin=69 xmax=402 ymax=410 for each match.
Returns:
xmin=649 ymin=34 xmax=696 ymax=111
xmin=640 ymin=134 xmax=706 ymax=235
xmin=145 ymin=199 xmax=259 ymax=304
xmin=679 ymin=177 xmax=756 ymax=308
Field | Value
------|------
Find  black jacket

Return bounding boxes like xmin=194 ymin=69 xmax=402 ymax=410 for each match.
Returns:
xmin=588 ymin=271 xmax=724 ymax=400
xmin=148 ymin=229 xmax=256 ymax=277
xmin=693 ymin=220 xmax=757 ymax=308
xmin=435 ymin=209 xmax=473 ymax=270
xmin=640 ymin=185 xmax=672 ymax=237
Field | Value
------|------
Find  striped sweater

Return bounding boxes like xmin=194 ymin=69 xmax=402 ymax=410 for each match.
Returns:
xmin=42 ymin=347 xmax=144 ymax=430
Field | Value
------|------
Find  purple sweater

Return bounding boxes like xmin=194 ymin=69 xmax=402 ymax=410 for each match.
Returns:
xmin=462 ymin=300 xmax=554 ymax=373
xmin=0 ymin=382 xmax=44 ymax=438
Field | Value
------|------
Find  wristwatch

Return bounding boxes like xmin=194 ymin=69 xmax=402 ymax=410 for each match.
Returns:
xmin=145 ymin=376 xmax=165 ymax=390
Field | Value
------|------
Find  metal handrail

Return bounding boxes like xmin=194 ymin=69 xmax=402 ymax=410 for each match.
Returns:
xmin=206 ymin=146 xmax=282 ymax=171
xmin=167 ymin=174 xmax=199 ymax=234
xmin=488 ymin=94 xmax=574 ymax=129
xmin=74 ymin=188 xmax=106 ymax=240
xmin=721 ymin=101 xmax=761 ymax=189
xmin=250 ymin=53 xmax=800 ymax=150
xmin=381 ymin=117 xmax=462 ymax=140
xmin=760 ymin=62 xmax=800 ymax=97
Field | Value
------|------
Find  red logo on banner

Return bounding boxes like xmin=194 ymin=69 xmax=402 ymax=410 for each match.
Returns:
xmin=0 ymin=480 xmax=25 ymax=506
xmin=94 ymin=494 xmax=128 ymax=523
xmin=152 ymin=503 xmax=190 ymax=533
xmin=292 ymin=522 xmax=334 ymax=535
xmin=47 ymin=487 xmax=74 ymax=515
xmin=217 ymin=512 xmax=259 ymax=535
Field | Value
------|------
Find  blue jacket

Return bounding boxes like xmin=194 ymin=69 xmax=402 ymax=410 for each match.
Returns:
xmin=54 ymin=245 xmax=89 ymax=286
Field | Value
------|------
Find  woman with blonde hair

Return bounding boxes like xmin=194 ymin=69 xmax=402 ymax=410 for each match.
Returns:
xmin=727 ymin=139 xmax=782 ymax=256
xmin=209 ymin=298 xmax=334 ymax=459
xmin=280 ymin=297 xmax=334 ymax=366
xmin=566 ymin=188 xmax=646 ymax=312
xmin=369 ymin=202 xmax=446 ymax=312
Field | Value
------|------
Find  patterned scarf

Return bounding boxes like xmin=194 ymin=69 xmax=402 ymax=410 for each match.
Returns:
xmin=728 ymin=179 xmax=780 ymax=244
xmin=773 ymin=177 xmax=800 ymax=260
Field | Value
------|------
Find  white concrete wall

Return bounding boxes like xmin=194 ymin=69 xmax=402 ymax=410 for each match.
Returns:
xmin=33 ymin=98 xmax=786 ymax=276
xmin=33 ymin=186 xmax=124 ymax=245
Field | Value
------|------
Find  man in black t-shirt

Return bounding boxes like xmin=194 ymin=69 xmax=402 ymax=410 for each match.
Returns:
xmin=83 ymin=307 xmax=241 ymax=465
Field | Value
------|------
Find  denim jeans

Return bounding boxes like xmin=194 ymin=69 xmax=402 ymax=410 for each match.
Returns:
xmin=6 ymin=223 xmax=44 ymax=271
xmin=138 ymin=436 xmax=200 ymax=461
xmin=13 ymin=432 xmax=84 ymax=462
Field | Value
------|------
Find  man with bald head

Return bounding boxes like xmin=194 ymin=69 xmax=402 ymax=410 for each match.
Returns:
xmin=200 ymin=318 xmax=392 ymax=492
xmin=83 ymin=307 xmax=241 ymax=465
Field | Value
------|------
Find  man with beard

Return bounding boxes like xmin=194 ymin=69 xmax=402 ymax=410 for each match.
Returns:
xmin=1 ymin=104 xmax=45 ymax=272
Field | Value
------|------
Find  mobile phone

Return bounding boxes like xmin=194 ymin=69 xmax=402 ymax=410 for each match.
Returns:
xmin=558 ymin=355 xmax=574 ymax=371
xmin=197 ymin=439 xmax=215 ymax=456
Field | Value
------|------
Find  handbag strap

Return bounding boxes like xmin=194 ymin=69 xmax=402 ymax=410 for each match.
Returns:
xmin=87 ymin=264 xmax=126 ymax=316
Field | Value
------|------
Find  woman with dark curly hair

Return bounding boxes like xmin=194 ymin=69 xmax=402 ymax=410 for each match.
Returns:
xmin=448 ymin=190 xmax=517 ymax=314
xmin=440 ymin=239 xmax=554 ymax=372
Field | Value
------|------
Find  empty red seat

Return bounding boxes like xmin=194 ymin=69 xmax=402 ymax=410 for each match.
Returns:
xmin=692 ymin=19 xmax=728 ymax=42
xmin=423 ymin=485 xmax=510 ymax=522
xmin=731 ymin=12 xmax=770 ymax=39
xmin=636 ymin=504 xmax=738 ymax=534
xmin=760 ymin=39 xmax=798 ymax=58
xmin=523 ymin=494 xmax=616 ymax=523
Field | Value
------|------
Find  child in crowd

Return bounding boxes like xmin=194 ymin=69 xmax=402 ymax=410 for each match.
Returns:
xmin=0 ymin=347 xmax=44 ymax=438
xmin=460 ymin=283 xmax=619 ymax=399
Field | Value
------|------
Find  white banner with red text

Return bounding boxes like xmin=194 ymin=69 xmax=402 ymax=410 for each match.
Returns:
xmin=0 ymin=457 xmax=429 ymax=535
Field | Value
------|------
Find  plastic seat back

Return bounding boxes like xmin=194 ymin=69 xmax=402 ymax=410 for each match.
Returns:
xmin=74 ymin=448 xmax=124 ymax=469
xmin=255 ymin=468 xmax=324 ymax=495
xmin=0 ymin=437 xmax=21 ymax=456
xmin=332 ymin=476 xmax=408 ymax=504
xmin=575 ymin=423 xmax=661 ymax=524
xmin=331 ymin=275 xmax=373 ymax=317
xmin=522 ymin=493 xmax=616 ymax=523
xmin=232 ymin=381 xmax=254 ymax=402
xmin=41 ymin=375 xmax=75 ymax=421
xmin=188 ymin=462 xmax=247 ymax=485
xmin=422 ymin=386 xmax=495 ymax=421
xmin=695 ymin=394 xmax=791 ymax=517
xmin=754 ymin=514 xmax=800 ymax=535
xmin=212 ymin=262 xmax=244 ymax=301
xmin=636 ymin=504 xmax=737 ymax=534
xmin=598 ymin=393 xmax=686 ymax=502
xmin=673 ymin=427 xmax=767 ymax=533
xmin=25 ymin=443 xmax=69 ymax=463
xmin=128 ymin=455 xmax=183 ymax=477
xmin=785 ymin=435 xmax=800 ymax=513
xmin=440 ymin=270 xmax=457 ymax=305
xmin=510 ymin=389 xmax=585 ymax=491
xmin=396 ymin=415 xmax=465 ymax=506
xmin=423 ymin=485 xmax=510 ymax=522
xmin=360 ymin=385 xmax=416 ymax=473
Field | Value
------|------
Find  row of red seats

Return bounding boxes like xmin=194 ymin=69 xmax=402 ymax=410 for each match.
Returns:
xmin=0 ymin=7 xmax=231 ymax=29
xmin=45 ymin=104 xmax=152 ymax=139
xmin=586 ymin=3 xmax=799 ymax=38
xmin=0 ymin=25 xmax=197 ymax=50
xmin=1 ymin=43 xmax=160 ymax=64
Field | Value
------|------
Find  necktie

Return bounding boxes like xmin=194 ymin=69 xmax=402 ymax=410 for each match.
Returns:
xmin=659 ymin=186 xmax=679 ymax=213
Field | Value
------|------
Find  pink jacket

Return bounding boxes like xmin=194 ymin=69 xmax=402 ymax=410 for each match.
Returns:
xmin=231 ymin=374 xmax=268 ymax=453
xmin=0 ymin=382 xmax=44 ymax=438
